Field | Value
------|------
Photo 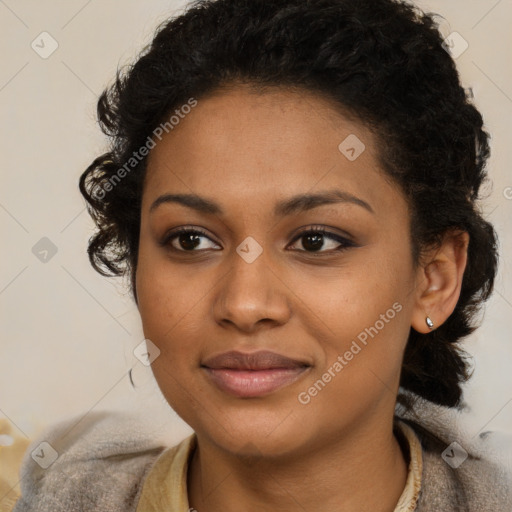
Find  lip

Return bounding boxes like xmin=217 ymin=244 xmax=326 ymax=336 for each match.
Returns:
xmin=202 ymin=350 xmax=311 ymax=398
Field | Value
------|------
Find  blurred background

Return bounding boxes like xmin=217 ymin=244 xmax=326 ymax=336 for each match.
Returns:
xmin=0 ymin=0 xmax=511 ymax=477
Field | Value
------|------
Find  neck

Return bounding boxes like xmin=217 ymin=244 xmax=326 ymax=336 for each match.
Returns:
xmin=187 ymin=416 xmax=408 ymax=512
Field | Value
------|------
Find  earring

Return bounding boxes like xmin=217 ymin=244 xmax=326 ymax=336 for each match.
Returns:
xmin=425 ymin=316 xmax=434 ymax=330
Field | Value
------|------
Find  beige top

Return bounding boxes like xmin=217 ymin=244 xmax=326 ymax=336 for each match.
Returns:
xmin=136 ymin=420 xmax=423 ymax=512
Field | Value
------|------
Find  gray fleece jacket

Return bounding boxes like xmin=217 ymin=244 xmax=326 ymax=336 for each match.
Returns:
xmin=12 ymin=405 xmax=512 ymax=511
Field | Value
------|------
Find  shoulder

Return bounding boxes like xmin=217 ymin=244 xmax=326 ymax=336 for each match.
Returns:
xmin=398 ymin=402 xmax=512 ymax=511
xmin=12 ymin=411 xmax=167 ymax=512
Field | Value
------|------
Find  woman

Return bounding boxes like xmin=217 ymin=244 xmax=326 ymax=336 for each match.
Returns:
xmin=13 ymin=0 xmax=511 ymax=510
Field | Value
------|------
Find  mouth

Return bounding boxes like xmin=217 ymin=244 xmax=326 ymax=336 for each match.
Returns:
xmin=201 ymin=350 xmax=311 ymax=398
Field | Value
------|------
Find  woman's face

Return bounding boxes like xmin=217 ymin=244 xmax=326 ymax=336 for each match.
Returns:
xmin=136 ymin=86 xmax=420 ymax=457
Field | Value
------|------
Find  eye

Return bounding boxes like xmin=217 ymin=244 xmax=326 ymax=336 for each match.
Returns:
xmin=160 ymin=225 xmax=355 ymax=254
xmin=288 ymin=226 xmax=354 ymax=253
xmin=160 ymin=227 xmax=221 ymax=252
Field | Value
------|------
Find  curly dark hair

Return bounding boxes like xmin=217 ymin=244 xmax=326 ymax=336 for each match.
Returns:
xmin=79 ymin=0 xmax=498 ymax=410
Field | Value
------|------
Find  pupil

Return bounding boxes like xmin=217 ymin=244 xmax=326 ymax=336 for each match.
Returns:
xmin=180 ymin=233 xmax=201 ymax=250
xmin=303 ymin=233 xmax=323 ymax=251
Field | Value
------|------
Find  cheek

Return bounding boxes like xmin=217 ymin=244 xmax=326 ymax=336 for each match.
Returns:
xmin=136 ymin=245 xmax=204 ymax=339
xmin=292 ymin=245 xmax=412 ymax=344
xmin=297 ymin=240 xmax=414 ymax=398
xmin=296 ymin=300 xmax=411 ymax=432
xmin=135 ymin=256 xmax=208 ymax=421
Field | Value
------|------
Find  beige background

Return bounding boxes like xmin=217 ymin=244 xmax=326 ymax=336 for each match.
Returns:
xmin=1 ymin=0 xmax=511 ymax=457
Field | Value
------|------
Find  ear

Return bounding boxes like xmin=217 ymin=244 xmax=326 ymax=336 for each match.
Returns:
xmin=411 ymin=230 xmax=469 ymax=333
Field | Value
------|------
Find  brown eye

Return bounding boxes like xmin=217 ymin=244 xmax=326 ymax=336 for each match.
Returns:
xmin=160 ymin=227 xmax=221 ymax=252
xmin=288 ymin=227 xmax=354 ymax=253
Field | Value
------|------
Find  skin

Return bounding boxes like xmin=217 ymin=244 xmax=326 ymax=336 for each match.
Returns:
xmin=135 ymin=85 xmax=469 ymax=512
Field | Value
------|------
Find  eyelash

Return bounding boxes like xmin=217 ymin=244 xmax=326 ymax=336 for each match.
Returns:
xmin=160 ymin=225 xmax=355 ymax=255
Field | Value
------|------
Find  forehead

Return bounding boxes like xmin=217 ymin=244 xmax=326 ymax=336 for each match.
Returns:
xmin=142 ymin=86 xmax=401 ymax=217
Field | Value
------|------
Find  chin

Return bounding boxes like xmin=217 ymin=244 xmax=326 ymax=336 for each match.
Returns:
xmin=192 ymin=403 xmax=316 ymax=458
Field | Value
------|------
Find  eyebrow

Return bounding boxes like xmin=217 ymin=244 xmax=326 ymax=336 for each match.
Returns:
xmin=149 ymin=190 xmax=374 ymax=216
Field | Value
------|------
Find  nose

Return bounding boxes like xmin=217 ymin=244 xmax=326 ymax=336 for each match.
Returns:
xmin=212 ymin=247 xmax=291 ymax=333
